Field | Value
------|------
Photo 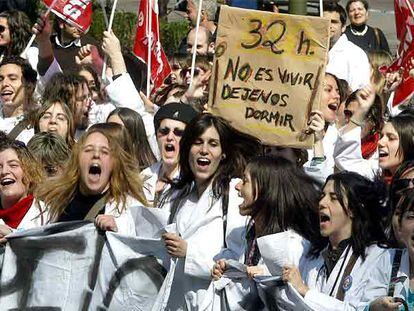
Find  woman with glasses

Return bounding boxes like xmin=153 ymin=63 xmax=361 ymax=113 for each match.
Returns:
xmin=35 ymin=100 xmax=76 ymax=148
xmin=156 ymin=113 xmax=260 ymax=310
xmin=0 ymin=136 xmax=46 ymax=244
xmin=141 ymin=103 xmax=198 ymax=205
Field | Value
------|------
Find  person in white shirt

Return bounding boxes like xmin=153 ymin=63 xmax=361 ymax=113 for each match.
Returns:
xmin=155 ymin=113 xmax=259 ymax=310
xmin=324 ymin=2 xmax=370 ymax=92
xmin=0 ymin=56 xmax=37 ymax=143
xmin=0 ymin=137 xmax=47 ymax=244
xmin=141 ymin=103 xmax=198 ymax=205
xmin=282 ymin=171 xmax=388 ymax=311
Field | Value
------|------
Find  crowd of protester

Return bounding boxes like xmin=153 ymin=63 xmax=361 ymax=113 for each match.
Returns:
xmin=1 ymin=0 xmax=414 ymax=310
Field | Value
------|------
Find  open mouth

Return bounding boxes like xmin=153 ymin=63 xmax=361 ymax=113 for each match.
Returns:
xmin=89 ymin=163 xmax=102 ymax=176
xmin=0 ymin=178 xmax=15 ymax=186
xmin=379 ymin=150 xmax=389 ymax=158
xmin=165 ymin=143 xmax=175 ymax=153
xmin=328 ymin=104 xmax=338 ymax=112
xmin=196 ymin=158 xmax=211 ymax=167
xmin=320 ymin=213 xmax=331 ymax=224
xmin=0 ymin=90 xmax=14 ymax=101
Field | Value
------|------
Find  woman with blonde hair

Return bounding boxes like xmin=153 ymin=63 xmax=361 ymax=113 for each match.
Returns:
xmin=0 ymin=136 xmax=46 ymax=243
xmin=35 ymin=123 xmax=148 ymax=234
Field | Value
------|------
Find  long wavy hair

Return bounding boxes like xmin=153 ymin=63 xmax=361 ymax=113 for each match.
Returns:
xmin=36 ymin=123 xmax=148 ymax=221
xmin=245 ymin=156 xmax=322 ymax=245
xmin=0 ymin=10 xmax=32 ymax=56
xmin=0 ymin=138 xmax=43 ymax=196
xmin=34 ymin=101 xmax=76 ymax=148
xmin=107 ymin=107 xmax=156 ymax=170
xmin=161 ymin=113 xmax=260 ymax=222
xmin=310 ymin=171 xmax=388 ymax=260
xmin=42 ymin=72 xmax=88 ymax=113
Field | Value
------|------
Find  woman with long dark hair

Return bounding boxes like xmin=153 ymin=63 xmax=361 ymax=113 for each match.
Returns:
xmin=212 ymin=156 xmax=322 ymax=309
xmin=282 ymin=171 xmax=389 ymax=310
xmin=157 ymin=113 xmax=260 ymax=310
xmin=360 ymin=190 xmax=414 ymax=311
xmin=0 ymin=10 xmax=37 ymax=69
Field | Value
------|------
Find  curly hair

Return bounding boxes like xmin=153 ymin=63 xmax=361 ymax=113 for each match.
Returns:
xmin=0 ymin=138 xmax=43 ymax=195
xmin=0 ymin=10 xmax=32 ymax=56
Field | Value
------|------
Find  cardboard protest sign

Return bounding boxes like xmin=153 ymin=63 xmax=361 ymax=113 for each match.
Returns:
xmin=208 ymin=6 xmax=329 ymax=148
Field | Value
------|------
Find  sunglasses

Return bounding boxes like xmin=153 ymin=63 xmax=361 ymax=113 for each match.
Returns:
xmin=157 ymin=127 xmax=185 ymax=137
xmin=394 ymin=178 xmax=414 ymax=192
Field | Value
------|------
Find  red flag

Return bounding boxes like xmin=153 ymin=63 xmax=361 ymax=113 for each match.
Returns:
xmin=387 ymin=0 xmax=414 ymax=106
xmin=133 ymin=0 xmax=171 ymax=92
xmin=43 ymin=0 xmax=92 ymax=33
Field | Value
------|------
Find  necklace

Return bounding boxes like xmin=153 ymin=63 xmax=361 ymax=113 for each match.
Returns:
xmin=350 ymin=25 xmax=368 ymax=36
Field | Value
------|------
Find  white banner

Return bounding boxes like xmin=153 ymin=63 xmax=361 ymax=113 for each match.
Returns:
xmin=0 ymin=221 xmax=169 ymax=310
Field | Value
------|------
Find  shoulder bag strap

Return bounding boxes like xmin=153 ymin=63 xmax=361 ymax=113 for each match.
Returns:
xmin=335 ymin=252 xmax=358 ymax=301
xmin=7 ymin=118 xmax=30 ymax=141
xmin=84 ymin=195 xmax=108 ymax=221
xmin=387 ymin=249 xmax=403 ymax=297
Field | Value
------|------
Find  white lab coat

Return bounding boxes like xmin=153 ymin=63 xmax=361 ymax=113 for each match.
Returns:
xmin=155 ymin=179 xmax=247 ymax=310
xmin=304 ymin=124 xmax=338 ymax=184
xmin=299 ymin=244 xmax=387 ymax=311
xmin=0 ymin=199 xmax=49 ymax=231
xmin=326 ymin=35 xmax=371 ymax=92
xmin=358 ymin=249 xmax=410 ymax=310
xmin=333 ymin=126 xmax=380 ymax=180
xmin=141 ymin=161 xmax=181 ymax=206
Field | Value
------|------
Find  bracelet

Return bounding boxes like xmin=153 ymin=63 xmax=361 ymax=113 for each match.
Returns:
xmin=350 ymin=119 xmax=363 ymax=127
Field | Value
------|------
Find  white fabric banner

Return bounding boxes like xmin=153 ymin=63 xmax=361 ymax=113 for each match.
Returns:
xmin=0 ymin=221 xmax=168 ymax=310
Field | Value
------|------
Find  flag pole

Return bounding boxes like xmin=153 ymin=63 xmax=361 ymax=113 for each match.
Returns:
xmin=21 ymin=0 xmax=59 ymax=59
xmin=189 ymin=0 xmax=203 ymax=89
xmin=102 ymin=0 xmax=119 ymax=81
xmin=98 ymin=0 xmax=109 ymax=28
xmin=405 ymin=0 xmax=414 ymax=17
xmin=319 ymin=0 xmax=323 ymax=17
xmin=146 ymin=0 xmax=153 ymax=96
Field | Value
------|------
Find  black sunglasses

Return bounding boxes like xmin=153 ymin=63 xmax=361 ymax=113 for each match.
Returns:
xmin=157 ymin=127 xmax=185 ymax=137
xmin=394 ymin=178 xmax=414 ymax=192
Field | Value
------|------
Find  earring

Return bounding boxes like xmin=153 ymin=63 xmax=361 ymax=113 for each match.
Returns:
xmin=221 ymin=154 xmax=226 ymax=160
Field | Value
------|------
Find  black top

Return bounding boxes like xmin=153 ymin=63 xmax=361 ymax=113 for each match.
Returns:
xmin=345 ymin=24 xmax=390 ymax=54
xmin=58 ymin=189 xmax=107 ymax=222
xmin=322 ymin=238 xmax=351 ymax=278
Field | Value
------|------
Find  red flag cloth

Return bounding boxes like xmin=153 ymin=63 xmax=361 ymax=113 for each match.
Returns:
xmin=133 ymin=0 xmax=171 ymax=92
xmin=386 ymin=0 xmax=414 ymax=106
xmin=43 ymin=0 xmax=92 ymax=33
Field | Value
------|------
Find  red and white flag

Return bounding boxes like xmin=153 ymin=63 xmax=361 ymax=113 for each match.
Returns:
xmin=133 ymin=0 xmax=171 ymax=92
xmin=43 ymin=0 xmax=92 ymax=33
xmin=386 ymin=0 xmax=414 ymax=106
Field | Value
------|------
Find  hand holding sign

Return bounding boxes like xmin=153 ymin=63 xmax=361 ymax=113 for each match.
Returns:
xmin=208 ymin=6 xmax=329 ymax=148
